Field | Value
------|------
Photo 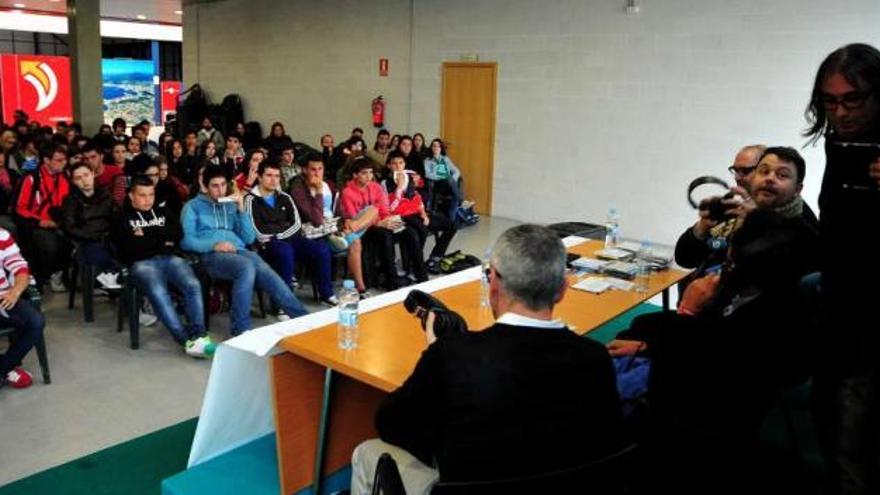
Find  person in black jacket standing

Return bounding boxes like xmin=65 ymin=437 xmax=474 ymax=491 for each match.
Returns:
xmin=805 ymin=43 xmax=880 ymax=495
xmin=111 ymin=176 xmax=215 ymax=358
xmin=350 ymin=224 xmax=623 ymax=494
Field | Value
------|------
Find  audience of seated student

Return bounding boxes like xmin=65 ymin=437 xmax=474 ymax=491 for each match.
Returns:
xmin=384 ymin=151 xmax=457 ymax=274
xmin=112 ymin=175 xmax=216 ymax=358
xmin=277 ymin=142 xmax=300 ymax=191
xmin=14 ymin=142 xmax=71 ymax=292
xmin=197 ymin=116 xmax=225 ymax=151
xmin=334 ymin=137 xmax=369 ymax=187
xmin=81 ymin=139 xmax=122 ymax=197
xmin=220 ymin=133 xmax=245 ymax=180
xmin=60 ymin=162 xmax=120 ymax=290
xmin=264 ymin=122 xmax=295 ymax=161
xmin=366 ymin=130 xmax=392 ymax=179
xmin=397 ymin=135 xmax=430 ymax=204
xmin=412 ymin=132 xmax=429 ymax=159
xmin=424 ymin=138 xmax=463 ymax=225
xmin=341 ymin=157 xmax=405 ymax=291
xmin=124 ymin=136 xmax=142 ymax=167
xmin=130 ymin=155 xmax=183 ymax=216
xmin=319 ymin=134 xmax=335 ymax=177
xmin=351 ymin=224 xmax=623 ymax=494
xmin=0 ymin=148 xmax=21 ymax=236
xmin=291 ymin=153 xmax=375 ymax=295
xmin=181 ymin=166 xmax=308 ymax=333
xmin=234 ymin=149 xmax=263 ymax=194
xmin=199 ymin=139 xmax=220 ymax=167
xmin=183 ymin=130 xmax=200 ymax=164
xmin=134 ymin=123 xmax=159 ymax=157
xmin=112 ymin=118 xmax=127 ymax=143
xmin=0 ymin=128 xmax=24 ymax=172
xmin=155 ymin=156 xmax=190 ymax=206
xmin=389 ymin=134 xmax=400 ymax=152
xmin=0 ymin=228 xmax=46 ymax=389
xmin=608 ymin=147 xmax=819 ymax=491
xmin=382 ymin=152 xmax=431 ymax=283
xmin=167 ymin=138 xmax=197 ymax=186
xmin=245 ymin=161 xmax=338 ymax=306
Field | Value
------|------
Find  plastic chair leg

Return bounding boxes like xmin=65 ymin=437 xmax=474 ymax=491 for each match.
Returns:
xmin=34 ymin=334 xmax=50 ymax=384
xmin=128 ymin=287 xmax=140 ymax=350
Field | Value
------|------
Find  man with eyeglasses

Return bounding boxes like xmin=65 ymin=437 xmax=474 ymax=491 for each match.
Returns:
xmin=349 ymin=224 xmax=623 ymax=494
xmin=805 ymin=43 xmax=880 ymax=495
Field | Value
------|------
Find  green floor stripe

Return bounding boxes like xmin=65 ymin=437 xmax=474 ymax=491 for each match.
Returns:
xmin=585 ymin=302 xmax=662 ymax=344
xmin=0 ymin=418 xmax=198 ymax=495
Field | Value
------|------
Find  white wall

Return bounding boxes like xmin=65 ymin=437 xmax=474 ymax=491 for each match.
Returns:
xmin=183 ymin=0 xmax=412 ymax=146
xmin=185 ymin=0 xmax=880 ymax=244
xmin=410 ymin=0 xmax=880 ymax=243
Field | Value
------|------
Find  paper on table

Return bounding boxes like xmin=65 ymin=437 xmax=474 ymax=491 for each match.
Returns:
xmin=572 ymin=277 xmax=611 ymax=294
xmin=571 ymin=257 xmax=608 ymax=272
xmin=606 ymin=277 xmax=635 ymax=291
xmin=595 ymin=248 xmax=633 ymax=260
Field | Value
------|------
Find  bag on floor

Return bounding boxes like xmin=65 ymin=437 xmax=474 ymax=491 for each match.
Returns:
xmin=439 ymin=250 xmax=481 ymax=274
xmin=456 ymin=204 xmax=480 ymax=226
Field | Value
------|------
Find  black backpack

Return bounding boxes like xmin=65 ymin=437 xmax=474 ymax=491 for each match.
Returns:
xmin=220 ymin=94 xmax=244 ymax=135
xmin=176 ymin=84 xmax=208 ymax=138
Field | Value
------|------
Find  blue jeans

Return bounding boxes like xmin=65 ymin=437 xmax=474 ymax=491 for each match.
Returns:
xmin=130 ymin=255 xmax=205 ymax=344
xmin=0 ymin=298 xmax=45 ymax=375
xmin=200 ymin=249 xmax=308 ymax=335
xmin=262 ymin=236 xmax=334 ymax=299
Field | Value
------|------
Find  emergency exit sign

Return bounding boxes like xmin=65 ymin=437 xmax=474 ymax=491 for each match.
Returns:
xmin=379 ymin=58 xmax=389 ymax=76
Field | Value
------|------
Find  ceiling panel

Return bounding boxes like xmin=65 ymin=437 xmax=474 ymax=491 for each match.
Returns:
xmin=0 ymin=0 xmax=182 ymax=25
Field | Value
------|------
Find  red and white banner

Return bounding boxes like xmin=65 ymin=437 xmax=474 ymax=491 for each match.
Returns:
xmin=160 ymin=80 xmax=181 ymax=124
xmin=0 ymin=54 xmax=72 ymax=127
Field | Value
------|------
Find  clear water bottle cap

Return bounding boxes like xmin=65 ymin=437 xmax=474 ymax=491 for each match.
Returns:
xmin=343 ymin=279 xmax=355 ymax=289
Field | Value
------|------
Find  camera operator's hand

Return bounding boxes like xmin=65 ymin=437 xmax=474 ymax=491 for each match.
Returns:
xmin=692 ymin=208 xmax=720 ymax=240
xmin=869 ymin=157 xmax=880 ymax=187
xmin=425 ymin=311 xmax=438 ymax=345
xmin=725 ymin=186 xmax=756 ymax=219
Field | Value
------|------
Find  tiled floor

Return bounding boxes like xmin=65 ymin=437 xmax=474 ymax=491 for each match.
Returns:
xmin=0 ymin=215 xmax=522 ymax=486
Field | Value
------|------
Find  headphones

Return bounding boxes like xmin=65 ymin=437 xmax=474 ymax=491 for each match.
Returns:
xmin=687 ymin=176 xmax=731 ymax=209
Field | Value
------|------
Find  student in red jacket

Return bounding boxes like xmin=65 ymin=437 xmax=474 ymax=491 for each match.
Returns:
xmin=341 ymin=156 xmax=404 ymax=291
xmin=14 ymin=142 xmax=71 ymax=291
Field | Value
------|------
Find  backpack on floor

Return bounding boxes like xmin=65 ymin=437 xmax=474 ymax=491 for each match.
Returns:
xmin=455 ymin=204 xmax=480 ymax=226
xmin=439 ymin=250 xmax=481 ymax=274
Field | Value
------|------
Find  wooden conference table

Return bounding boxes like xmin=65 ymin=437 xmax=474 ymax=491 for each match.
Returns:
xmin=269 ymin=240 xmax=688 ymax=495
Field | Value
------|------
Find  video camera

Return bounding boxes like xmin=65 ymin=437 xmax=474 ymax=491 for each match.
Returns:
xmin=687 ymin=176 xmax=736 ymax=222
xmin=404 ymin=290 xmax=468 ymax=339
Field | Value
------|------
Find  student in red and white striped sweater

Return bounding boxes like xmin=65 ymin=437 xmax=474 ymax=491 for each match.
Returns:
xmin=0 ymin=228 xmax=45 ymax=389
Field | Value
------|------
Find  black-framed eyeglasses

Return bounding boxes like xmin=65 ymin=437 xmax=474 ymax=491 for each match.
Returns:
xmin=821 ymin=91 xmax=870 ymax=111
xmin=727 ymin=165 xmax=757 ymax=177
xmin=484 ymin=265 xmax=502 ymax=280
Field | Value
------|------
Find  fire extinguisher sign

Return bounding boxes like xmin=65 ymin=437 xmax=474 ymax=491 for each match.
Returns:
xmin=379 ymin=58 xmax=389 ymax=77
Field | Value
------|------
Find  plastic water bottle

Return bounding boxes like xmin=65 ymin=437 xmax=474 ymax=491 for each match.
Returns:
xmin=337 ymin=279 xmax=359 ymax=350
xmin=480 ymin=248 xmax=491 ymax=308
xmin=634 ymin=240 xmax=652 ymax=293
xmin=604 ymin=207 xmax=620 ymax=249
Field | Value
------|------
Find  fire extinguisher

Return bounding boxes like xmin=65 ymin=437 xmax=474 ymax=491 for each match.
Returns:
xmin=372 ymin=95 xmax=385 ymax=128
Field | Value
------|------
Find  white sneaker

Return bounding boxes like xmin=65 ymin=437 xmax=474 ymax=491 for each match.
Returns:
xmin=185 ymin=336 xmax=217 ymax=358
xmin=139 ymin=301 xmax=157 ymax=326
xmin=321 ymin=295 xmax=339 ymax=307
xmin=96 ymin=272 xmax=122 ymax=290
xmin=276 ymin=310 xmax=291 ymax=322
xmin=49 ymin=271 xmax=65 ymax=293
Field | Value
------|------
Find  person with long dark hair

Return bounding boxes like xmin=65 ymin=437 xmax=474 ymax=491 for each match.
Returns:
xmin=804 ymin=43 xmax=880 ymax=495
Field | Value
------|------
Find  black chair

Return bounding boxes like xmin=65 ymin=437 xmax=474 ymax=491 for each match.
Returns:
xmin=67 ymin=254 xmax=98 ymax=322
xmin=0 ymin=280 xmax=50 ymax=384
xmin=372 ymin=443 xmax=638 ymax=495
xmin=117 ymin=257 xmax=212 ymax=350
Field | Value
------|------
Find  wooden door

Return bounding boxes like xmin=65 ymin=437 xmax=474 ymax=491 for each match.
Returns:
xmin=441 ymin=62 xmax=497 ymax=215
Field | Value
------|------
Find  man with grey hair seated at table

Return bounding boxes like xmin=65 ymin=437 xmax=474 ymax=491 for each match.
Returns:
xmin=350 ymin=224 xmax=623 ymax=494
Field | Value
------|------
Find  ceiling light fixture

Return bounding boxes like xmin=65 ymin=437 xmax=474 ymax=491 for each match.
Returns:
xmin=174 ymin=10 xmax=182 ymax=15
xmin=135 ymin=14 xmax=147 ymax=20
xmin=13 ymin=3 xmax=25 ymax=7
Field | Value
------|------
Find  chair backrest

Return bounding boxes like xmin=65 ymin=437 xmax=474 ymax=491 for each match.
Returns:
xmin=429 ymin=443 xmax=639 ymax=495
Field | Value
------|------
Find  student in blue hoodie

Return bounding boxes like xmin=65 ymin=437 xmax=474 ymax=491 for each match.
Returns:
xmin=181 ymin=165 xmax=308 ymax=335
